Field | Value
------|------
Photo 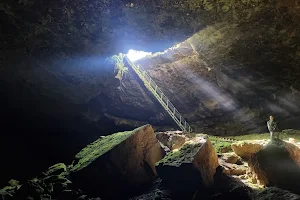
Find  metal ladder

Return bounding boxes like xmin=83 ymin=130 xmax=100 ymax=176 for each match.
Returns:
xmin=125 ymin=56 xmax=192 ymax=133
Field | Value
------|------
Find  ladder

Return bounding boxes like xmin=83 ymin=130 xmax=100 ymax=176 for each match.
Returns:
xmin=125 ymin=56 xmax=192 ymax=133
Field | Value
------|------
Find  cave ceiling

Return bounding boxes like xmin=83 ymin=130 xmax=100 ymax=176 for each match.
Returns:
xmin=1 ymin=0 xmax=300 ymax=135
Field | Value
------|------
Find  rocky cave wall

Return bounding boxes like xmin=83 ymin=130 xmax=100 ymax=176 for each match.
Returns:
xmin=1 ymin=0 xmax=300 ymax=186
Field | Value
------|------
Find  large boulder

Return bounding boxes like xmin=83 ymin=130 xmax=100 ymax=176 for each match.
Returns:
xmin=211 ymin=166 xmax=252 ymax=200
xmin=231 ymin=140 xmax=267 ymax=160
xmin=156 ymin=131 xmax=186 ymax=151
xmin=70 ymin=124 xmax=165 ymax=198
xmin=155 ymin=135 xmax=218 ymax=197
xmin=248 ymin=140 xmax=300 ymax=194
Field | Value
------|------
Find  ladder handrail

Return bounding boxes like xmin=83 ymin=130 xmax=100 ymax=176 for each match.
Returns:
xmin=125 ymin=56 xmax=192 ymax=132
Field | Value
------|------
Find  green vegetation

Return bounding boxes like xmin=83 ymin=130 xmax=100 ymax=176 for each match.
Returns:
xmin=228 ymin=129 xmax=300 ymax=141
xmin=42 ymin=163 xmax=67 ymax=177
xmin=71 ymin=126 xmax=145 ymax=172
xmin=210 ymin=138 xmax=233 ymax=154
xmin=207 ymin=129 xmax=300 ymax=154
xmin=156 ymin=142 xmax=202 ymax=167
xmin=106 ymin=53 xmax=129 ymax=82
xmin=229 ymin=133 xmax=269 ymax=141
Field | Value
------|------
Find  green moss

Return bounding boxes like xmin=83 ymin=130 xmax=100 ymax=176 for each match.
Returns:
xmin=156 ymin=142 xmax=202 ymax=167
xmin=71 ymin=126 xmax=144 ymax=172
xmin=8 ymin=179 xmax=19 ymax=187
xmin=228 ymin=133 xmax=269 ymax=141
xmin=210 ymin=140 xmax=232 ymax=154
xmin=228 ymin=129 xmax=300 ymax=141
xmin=43 ymin=175 xmax=71 ymax=185
xmin=43 ymin=163 xmax=67 ymax=177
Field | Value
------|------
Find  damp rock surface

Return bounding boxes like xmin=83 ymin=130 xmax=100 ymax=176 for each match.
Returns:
xmin=155 ymin=135 xmax=218 ymax=196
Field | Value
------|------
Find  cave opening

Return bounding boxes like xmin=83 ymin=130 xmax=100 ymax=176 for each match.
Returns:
xmin=126 ymin=49 xmax=152 ymax=62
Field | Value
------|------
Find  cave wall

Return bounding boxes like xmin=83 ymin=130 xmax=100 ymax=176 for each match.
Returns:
xmin=132 ymin=18 xmax=300 ymax=134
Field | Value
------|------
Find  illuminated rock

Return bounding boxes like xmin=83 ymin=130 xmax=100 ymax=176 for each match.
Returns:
xmin=248 ymin=140 xmax=300 ymax=194
xmin=155 ymin=136 xmax=218 ymax=196
xmin=219 ymin=159 xmax=247 ymax=176
xmin=220 ymin=152 xmax=240 ymax=164
xmin=289 ymin=138 xmax=296 ymax=143
xmin=156 ymin=131 xmax=186 ymax=151
xmin=70 ymin=124 xmax=165 ymax=198
xmin=231 ymin=140 xmax=267 ymax=160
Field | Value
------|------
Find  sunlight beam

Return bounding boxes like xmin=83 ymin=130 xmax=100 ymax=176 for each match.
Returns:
xmin=126 ymin=49 xmax=152 ymax=62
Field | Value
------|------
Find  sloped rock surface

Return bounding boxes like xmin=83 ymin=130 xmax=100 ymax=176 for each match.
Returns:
xmin=231 ymin=140 xmax=267 ymax=160
xmin=70 ymin=124 xmax=165 ymax=198
xmin=248 ymin=140 xmax=300 ymax=194
xmin=155 ymin=135 xmax=218 ymax=197
xmin=220 ymin=152 xmax=240 ymax=164
xmin=156 ymin=131 xmax=186 ymax=151
xmin=219 ymin=159 xmax=247 ymax=176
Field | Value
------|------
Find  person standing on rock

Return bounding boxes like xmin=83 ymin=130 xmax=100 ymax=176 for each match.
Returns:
xmin=267 ymin=115 xmax=280 ymax=141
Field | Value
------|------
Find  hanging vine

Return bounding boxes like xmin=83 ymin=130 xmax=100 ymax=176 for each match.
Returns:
xmin=106 ymin=53 xmax=128 ymax=82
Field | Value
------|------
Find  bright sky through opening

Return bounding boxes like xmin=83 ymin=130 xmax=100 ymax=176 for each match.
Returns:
xmin=126 ymin=49 xmax=152 ymax=61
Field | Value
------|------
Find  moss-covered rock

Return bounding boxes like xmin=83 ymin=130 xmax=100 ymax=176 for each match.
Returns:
xmin=155 ymin=136 xmax=218 ymax=197
xmin=211 ymin=140 xmax=233 ymax=153
xmin=71 ymin=129 xmax=135 ymax=172
xmin=41 ymin=163 xmax=67 ymax=177
xmin=70 ymin=124 xmax=165 ymax=198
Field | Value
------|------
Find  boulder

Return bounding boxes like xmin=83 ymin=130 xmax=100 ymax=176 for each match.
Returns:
xmin=251 ymin=187 xmax=300 ymax=200
xmin=219 ymin=159 xmax=247 ymax=176
xmin=70 ymin=124 xmax=165 ymax=198
xmin=211 ymin=166 xmax=252 ymax=200
xmin=155 ymin=135 xmax=218 ymax=196
xmin=156 ymin=131 xmax=186 ymax=151
xmin=248 ymin=140 xmax=300 ymax=194
xmin=220 ymin=152 xmax=239 ymax=164
xmin=231 ymin=140 xmax=267 ymax=160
